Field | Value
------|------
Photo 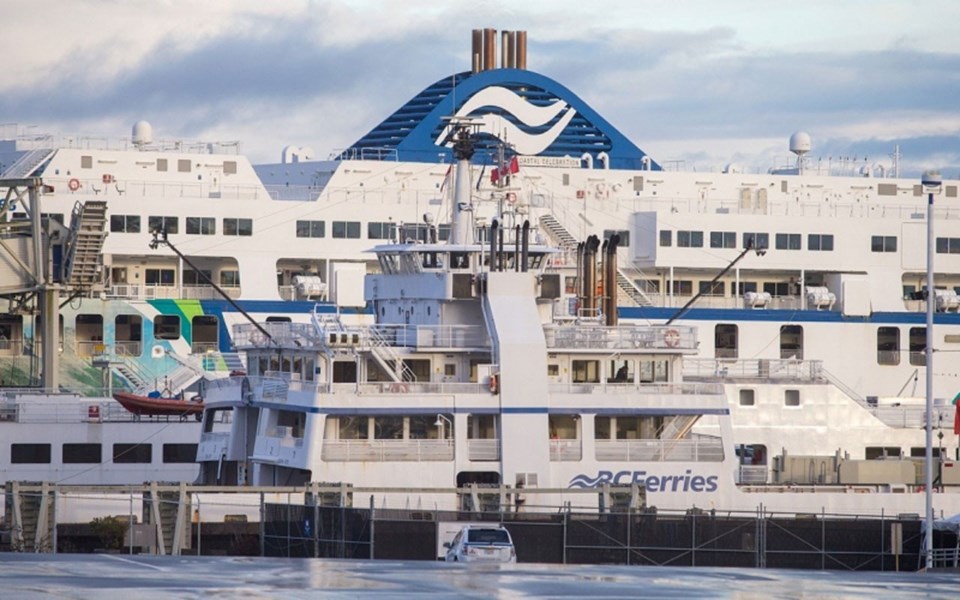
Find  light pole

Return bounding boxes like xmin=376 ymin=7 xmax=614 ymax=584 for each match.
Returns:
xmin=922 ymin=168 xmax=942 ymax=570
xmin=434 ymin=413 xmax=452 ymax=440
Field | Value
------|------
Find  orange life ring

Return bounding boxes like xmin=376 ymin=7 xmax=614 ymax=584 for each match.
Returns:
xmin=389 ymin=383 xmax=408 ymax=393
xmin=489 ymin=374 xmax=498 ymax=394
xmin=68 ymin=178 xmax=80 ymax=191
xmin=663 ymin=329 xmax=681 ymax=348
xmin=506 ymin=192 xmax=517 ymax=204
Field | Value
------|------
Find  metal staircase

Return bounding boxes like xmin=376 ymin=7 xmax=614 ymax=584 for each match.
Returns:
xmin=1 ymin=148 xmax=54 ymax=178
xmin=616 ymin=268 xmax=654 ymax=307
xmin=538 ymin=214 xmax=578 ymax=249
xmin=62 ymin=200 xmax=108 ymax=289
xmin=367 ymin=327 xmax=416 ymax=383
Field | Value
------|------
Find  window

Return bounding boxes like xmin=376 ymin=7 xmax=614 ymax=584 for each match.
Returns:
xmin=677 ymin=230 xmax=703 ymax=248
xmin=877 ymin=326 xmax=899 ymax=365
xmin=186 ymin=217 xmax=216 ymax=235
xmin=671 ymin=280 xmax=693 ymax=295
xmin=780 ymin=325 xmax=803 ymax=359
xmin=81 ymin=155 xmax=93 ymax=169
xmin=219 ymin=271 xmax=240 ymax=287
xmin=110 ymin=214 xmax=141 ymax=233
xmin=659 ymin=230 xmax=672 ymax=247
xmin=699 ymin=281 xmax=725 ymax=296
xmin=333 ymin=221 xmax=361 ymax=239
xmin=11 ymin=443 xmax=51 ymax=463
xmin=871 ymin=235 xmax=897 ymax=253
xmin=739 ymin=389 xmax=755 ymax=406
xmin=177 ymin=159 xmax=191 ymax=173
xmin=374 ymin=416 xmax=403 ymax=440
xmin=737 ymin=281 xmax=757 ymax=294
xmin=145 ymin=268 xmax=175 ymax=286
xmin=154 ymin=315 xmax=180 ymax=340
xmin=866 ymin=447 xmax=901 ymax=460
xmin=936 ymin=237 xmax=960 ymax=254
xmin=909 ymin=327 xmax=926 ymax=366
xmin=715 ymin=324 xmax=738 ymax=359
xmin=571 ymin=360 xmax=600 ymax=383
xmin=63 ymin=443 xmax=102 ymax=464
xmin=775 ymin=233 xmax=801 ymax=250
xmin=162 ymin=443 xmax=198 ymax=463
xmin=113 ymin=443 xmax=152 ymax=463
xmin=182 ymin=269 xmax=212 ymax=285
xmin=223 ymin=218 xmax=253 ymax=236
xmin=604 ymin=229 xmax=630 ymax=247
xmin=223 ymin=161 xmax=237 ymax=175
xmin=743 ymin=232 xmax=769 ymax=249
xmin=763 ymin=282 xmax=791 ymax=297
xmin=808 ymin=234 xmax=834 ymax=251
xmin=784 ymin=389 xmax=800 ymax=407
xmin=157 ymin=158 xmax=168 ymax=172
xmin=636 ymin=279 xmax=660 ymax=294
xmin=368 ymin=221 xmax=397 ymax=240
xmin=710 ymin=231 xmax=736 ymax=249
xmin=148 ymin=215 xmax=179 ymax=234
xmin=296 ymin=220 xmax=325 ymax=238
xmin=338 ymin=416 xmax=369 ymax=440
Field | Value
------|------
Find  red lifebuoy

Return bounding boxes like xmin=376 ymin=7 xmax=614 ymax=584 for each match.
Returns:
xmin=663 ymin=329 xmax=681 ymax=348
xmin=506 ymin=192 xmax=517 ymax=204
xmin=68 ymin=178 xmax=80 ymax=191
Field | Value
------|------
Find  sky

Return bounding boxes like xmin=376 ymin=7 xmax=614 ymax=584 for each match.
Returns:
xmin=2 ymin=0 xmax=959 ymax=177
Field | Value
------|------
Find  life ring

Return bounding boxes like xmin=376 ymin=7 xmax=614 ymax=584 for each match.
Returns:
xmin=489 ymin=374 xmax=498 ymax=394
xmin=506 ymin=192 xmax=517 ymax=204
xmin=68 ymin=178 xmax=80 ymax=191
xmin=663 ymin=329 xmax=681 ymax=348
xmin=389 ymin=383 xmax=408 ymax=393
xmin=595 ymin=182 xmax=608 ymax=198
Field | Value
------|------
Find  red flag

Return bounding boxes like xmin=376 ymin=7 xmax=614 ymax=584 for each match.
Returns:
xmin=490 ymin=166 xmax=500 ymax=184
xmin=439 ymin=164 xmax=453 ymax=192
xmin=491 ymin=157 xmax=518 ymax=185
xmin=508 ymin=155 xmax=520 ymax=174
xmin=954 ymin=403 xmax=960 ymax=435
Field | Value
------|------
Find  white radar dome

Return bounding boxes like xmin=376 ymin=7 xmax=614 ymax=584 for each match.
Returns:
xmin=789 ymin=131 xmax=811 ymax=156
xmin=132 ymin=121 xmax=153 ymax=147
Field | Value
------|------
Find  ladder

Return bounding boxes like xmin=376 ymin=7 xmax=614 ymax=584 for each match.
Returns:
xmin=62 ymin=200 xmax=108 ymax=289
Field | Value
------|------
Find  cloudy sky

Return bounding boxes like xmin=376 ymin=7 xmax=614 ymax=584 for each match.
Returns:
xmin=3 ymin=0 xmax=959 ymax=177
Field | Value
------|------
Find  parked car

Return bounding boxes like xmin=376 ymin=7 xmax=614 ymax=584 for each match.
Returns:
xmin=444 ymin=525 xmax=516 ymax=563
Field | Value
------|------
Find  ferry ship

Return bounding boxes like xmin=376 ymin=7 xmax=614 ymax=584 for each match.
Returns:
xmin=195 ymin=124 xmax=960 ymax=515
xmin=1 ymin=29 xmax=959 ymax=492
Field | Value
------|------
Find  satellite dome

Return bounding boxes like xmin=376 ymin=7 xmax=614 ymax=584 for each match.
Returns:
xmin=789 ymin=131 xmax=811 ymax=156
xmin=132 ymin=121 xmax=153 ymax=147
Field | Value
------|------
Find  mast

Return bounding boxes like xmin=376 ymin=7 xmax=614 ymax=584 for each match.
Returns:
xmin=449 ymin=124 xmax=475 ymax=245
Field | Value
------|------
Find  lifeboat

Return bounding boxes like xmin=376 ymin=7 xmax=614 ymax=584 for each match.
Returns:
xmin=112 ymin=391 xmax=204 ymax=417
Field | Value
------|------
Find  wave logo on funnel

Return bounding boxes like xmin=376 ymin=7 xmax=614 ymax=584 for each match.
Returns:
xmin=435 ymin=86 xmax=576 ymax=155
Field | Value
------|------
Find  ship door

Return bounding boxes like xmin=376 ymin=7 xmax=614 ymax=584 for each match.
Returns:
xmin=208 ymin=166 xmax=222 ymax=198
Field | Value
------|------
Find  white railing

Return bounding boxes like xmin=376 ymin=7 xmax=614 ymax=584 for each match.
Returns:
xmin=467 ymin=439 xmax=500 ymax=461
xmin=737 ymin=465 xmax=769 ymax=484
xmin=549 ymin=439 xmax=582 ymax=461
xmin=547 ymin=381 xmax=724 ymax=397
xmin=106 ymin=284 xmax=241 ymax=301
xmin=322 ymin=439 xmax=454 ymax=462
xmin=595 ymin=436 xmax=724 ymax=462
xmin=0 ymin=397 xmax=183 ymax=424
xmin=373 ymin=325 xmax=491 ymax=349
xmin=683 ymin=359 xmax=825 ymax=381
xmin=543 ymin=325 xmax=697 ymax=352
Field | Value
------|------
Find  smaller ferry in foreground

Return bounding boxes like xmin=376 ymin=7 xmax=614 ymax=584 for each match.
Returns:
xmin=196 ymin=126 xmax=960 ymax=517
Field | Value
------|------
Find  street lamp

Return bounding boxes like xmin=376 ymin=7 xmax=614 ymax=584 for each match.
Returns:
xmin=922 ymin=168 xmax=942 ymax=570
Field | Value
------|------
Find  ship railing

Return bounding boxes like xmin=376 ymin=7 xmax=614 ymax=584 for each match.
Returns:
xmin=233 ymin=322 xmax=321 ymax=348
xmin=203 ymin=375 xmax=289 ymax=401
xmin=548 ymin=381 xmax=725 ymax=397
xmin=358 ymin=382 xmax=489 ymax=395
xmin=737 ymin=465 xmax=769 ymax=484
xmin=549 ymin=439 xmax=582 ymax=461
xmin=106 ymin=284 xmax=241 ymax=301
xmin=869 ymin=404 xmax=956 ymax=429
xmin=0 ymin=395 xmax=179 ymax=424
xmin=264 ymin=425 xmax=304 ymax=447
xmin=595 ymin=436 xmax=725 ymax=462
xmin=113 ymin=341 xmax=142 ymax=357
xmin=543 ymin=324 xmax=697 ymax=351
xmin=0 ymin=337 xmax=24 ymax=354
xmin=322 ymin=439 xmax=454 ymax=462
xmin=372 ymin=325 xmax=491 ymax=349
xmin=683 ymin=358 xmax=825 ymax=381
xmin=467 ymin=439 xmax=500 ymax=461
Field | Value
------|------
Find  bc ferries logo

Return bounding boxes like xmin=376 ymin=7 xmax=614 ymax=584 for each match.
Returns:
xmin=569 ymin=469 xmax=719 ymax=493
xmin=435 ymin=86 xmax=577 ymax=155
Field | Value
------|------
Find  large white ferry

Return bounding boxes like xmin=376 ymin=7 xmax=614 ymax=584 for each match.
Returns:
xmin=195 ymin=124 xmax=960 ymax=516
xmin=1 ymin=29 xmax=959 ymax=492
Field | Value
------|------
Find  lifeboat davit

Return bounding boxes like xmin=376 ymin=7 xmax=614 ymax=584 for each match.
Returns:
xmin=112 ymin=392 xmax=204 ymax=417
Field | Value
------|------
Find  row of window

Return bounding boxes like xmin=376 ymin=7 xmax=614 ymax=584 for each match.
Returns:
xmin=625 ymin=279 xmax=799 ymax=297
xmin=79 ymin=155 xmax=237 ymax=175
xmin=10 ymin=442 xmax=197 ymax=464
xmin=142 ymin=268 xmax=240 ymax=287
xmin=660 ymin=230 xmax=835 ymax=251
xmin=111 ymin=215 xmax=252 ymax=236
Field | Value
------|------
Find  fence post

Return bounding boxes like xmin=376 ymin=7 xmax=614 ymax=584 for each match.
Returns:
xmin=369 ymin=494 xmax=375 ymax=559
xmin=821 ymin=507 xmax=825 ymax=570
xmin=691 ymin=508 xmax=696 ymax=567
xmin=52 ymin=488 xmax=58 ymax=555
xmin=259 ymin=492 xmax=265 ymax=557
xmin=562 ymin=504 xmax=568 ymax=565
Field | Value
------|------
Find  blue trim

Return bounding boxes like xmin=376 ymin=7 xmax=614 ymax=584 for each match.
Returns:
xmin=618 ymin=306 xmax=960 ymax=325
